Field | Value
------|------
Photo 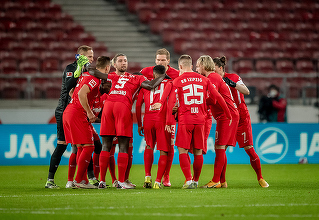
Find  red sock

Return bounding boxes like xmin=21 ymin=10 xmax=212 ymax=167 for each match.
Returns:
xmin=76 ymin=147 xmax=83 ymax=165
xmin=212 ymin=149 xmax=226 ymax=183
xmin=144 ymin=148 xmax=153 ymax=176
xmin=99 ymin=151 xmax=110 ymax=182
xmin=179 ymin=153 xmax=192 ymax=181
xmin=117 ymin=152 xmax=128 ymax=182
xmin=125 ymin=146 xmax=133 ymax=181
xmin=109 ymin=145 xmax=117 ymax=182
xmin=220 ymin=153 xmax=227 ymax=183
xmin=93 ymin=152 xmax=100 ymax=179
xmin=75 ymin=146 xmax=94 ymax=183
xmin=246 ymin=147 xmax=263 ymax=180
xmin=193 ymin=154 xmax=203 ymax=182
xmin=156 ymin=155 xmax=167 ymax=182
xmin=164 ymin=145 xmax=174 ymax=178
xmin=68 ymin=152 xmax=77 ymax=181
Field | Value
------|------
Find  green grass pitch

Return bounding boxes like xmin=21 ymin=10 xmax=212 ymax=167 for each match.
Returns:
xmin=0 ymin=164 xmax=318 ymax=220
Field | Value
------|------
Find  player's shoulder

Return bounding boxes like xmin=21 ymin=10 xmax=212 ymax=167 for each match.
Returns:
xmin=63 ymin=61 xmax=77 ymax=76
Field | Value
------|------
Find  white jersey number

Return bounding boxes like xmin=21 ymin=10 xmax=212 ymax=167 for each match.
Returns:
xmin=115 ymin=77 xmax=129 ymax=89
xmin=183 ymin=84 xmax=204 ymax=105
xmin=150 ymin=83 xmax=164 ymax=104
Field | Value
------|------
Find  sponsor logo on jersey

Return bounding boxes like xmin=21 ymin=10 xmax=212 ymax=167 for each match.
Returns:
xmin=66 ymin=72 xmax=73 ymax=77
xmin=255 ymin=127 xmax=289 ymax=163
xmin=88 ymin=79 xmax=97 ymax=88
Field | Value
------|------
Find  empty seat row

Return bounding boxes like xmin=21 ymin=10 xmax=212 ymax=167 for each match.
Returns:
xmin=232 ymin=58 xmax=318 ymax=74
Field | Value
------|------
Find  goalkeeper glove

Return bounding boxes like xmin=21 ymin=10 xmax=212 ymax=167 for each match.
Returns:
xmin=74 ymin=55 xmax=90 ymax=78
xmin=223 ymin=77 xmax=236 ymax=88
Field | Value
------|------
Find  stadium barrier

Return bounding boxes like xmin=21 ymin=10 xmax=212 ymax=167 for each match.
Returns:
xmin=0 ymin=123 xmax=318 ymax=165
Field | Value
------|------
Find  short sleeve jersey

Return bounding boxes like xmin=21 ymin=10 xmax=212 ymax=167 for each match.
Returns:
xmin=207 ymin=72 xmax=237 ymax=119
xmin=69 ymin=72 xmax=101 ymax=112
xmin=172 ymin=72 xmax=213 ymax=125
xmin=107 ymin=72 xmax=147 ymax=109
xmin=224 ymin=73 xmax=247 ymax=110
xmin=139 ymin=79 xmax=171 ymax=121
xmin=140 ymin=65 xmax=179 ymax=80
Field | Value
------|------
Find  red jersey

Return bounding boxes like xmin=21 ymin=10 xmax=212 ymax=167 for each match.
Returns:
xmin=92 ymin=93 xmax=108 ymax=117
xmin=107 ymin=72 xmax=147 ymax=109
xmin=140 ymin=65 xmax=179 ymax=80
xmin=207 ymin=72 xmax=237 ymax=120
xmin=224 ymin=73 xmax=247 ymax=111
xmin=167 ymin=72 xmax=228 ymax=125
xmin=69 ymin=72 xmax=101 ymax=112
xmin=136 ymin=79 xmax=172 ymax=126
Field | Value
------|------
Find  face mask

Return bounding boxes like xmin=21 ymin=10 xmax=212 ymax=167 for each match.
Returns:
xmin=268 ymin=89 xmax=278 ymax=98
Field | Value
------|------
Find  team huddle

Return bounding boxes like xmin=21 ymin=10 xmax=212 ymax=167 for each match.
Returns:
xmin=45 ymin=46 xmax=269 ymax=189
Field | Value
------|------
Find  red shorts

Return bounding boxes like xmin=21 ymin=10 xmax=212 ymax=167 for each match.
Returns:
xmin=63 ymin=106 xmax=94 ymax=145
xmin=144 ymin=120 xmax=170 ymax=152
xmin=236 ymin=109 xmax=253 ymax=148
xmin=215 ymin=110 xmax=239 ymax=146
xmin=175 ymin=124 xmax=204 ymax=150
xmin=100 ymin=101 xmax=133 ymax=137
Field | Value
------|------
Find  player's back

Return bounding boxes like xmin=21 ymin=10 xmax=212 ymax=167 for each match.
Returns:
xmin=207 ymin=72 xmax=237 ymax=119
xmin=173 ymin=72 xmax=209 ymax=125
xmin=142 ymin=79 xmax=171 ymax=121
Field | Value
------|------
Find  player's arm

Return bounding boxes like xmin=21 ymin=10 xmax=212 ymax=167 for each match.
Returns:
xmin=135 ymin=90 xmax=144 ymax=136
xmin=165 ymin=86 xmax=177 ymax=132
xmin=78 ymin=84 xmax=96 ymax=123
xmin=69 ymin=88 xmax=74 ymax=97
xmin=65 ymin=64 xmax=78 ymax=92
xmin=140 ymin=74 xmax=167 ymax=90
xmin=87 ymin=66 xmax=108 ymax=80
xmin=223 ymin=77 xmax=250 ymax=95
xmin=208 ymin=82 xmax=232 ymax=120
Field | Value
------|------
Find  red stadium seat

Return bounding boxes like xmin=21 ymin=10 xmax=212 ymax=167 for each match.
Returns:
xmin=0 ymin=60 xmax=18 ymax=74
xmin=19 ymin=59 xmax=40 ymax=74
xmin=255 ymin=59 xmax=275 ymax=73
xmin=276 ymin=59 xmax=295 ymax=73
xmin=45 ymin=83 xmax=62 ymax=99
xmin=232 ymin=59 xmax=254 ymax=74
xmin=0 ymin=82 xmax=23 ymax=99
xmin=41 ymin=58 xmax=61 ymax=73
xmin=295 ymin=60 xmax=315 ymax=73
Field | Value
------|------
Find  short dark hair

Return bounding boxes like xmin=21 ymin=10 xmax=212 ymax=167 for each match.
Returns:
xmin=269 ymin=84 xmax=280 ymax=92
xmin=178 ymin=54 xmax=192 ymax=67
xmin=153 ymin=65 xmax=166 ymax=75
xmin=96 ymin=56 xmax=111 ymax=69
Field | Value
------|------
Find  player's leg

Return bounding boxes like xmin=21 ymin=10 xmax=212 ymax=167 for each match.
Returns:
xmin=74 ymin=144 xmax=96 ymax=188
xmin=163 ymin=125 xmax=175 ymax=187
xmin=143 ymin=121 xmax=156 ymax=188
xmin=124 ymin=142 xmax=136 ymax=187
xmin=93 ymin=139 xmax=102 ymax=179
xmin=154 ymin=150 xmax=168 ymax=189
xmin=66 ymin=145 xmax=77 ymax=188
xmin=45 ymin=112 xmax=67 ymax=189
xmin=220 ymin=146 xmax=228 ymax=188
xmin=244 ymin=145 xmax=269 ymax=187
xmin=109 ymin=144 xmax=117 ymax=187
xmin=117 ymin=136 xmax=134 ymax=189
xmin=192 ymin=125 xmax=204 ymax=187
xmin=98 ymin=135 xmax=113 ymax=189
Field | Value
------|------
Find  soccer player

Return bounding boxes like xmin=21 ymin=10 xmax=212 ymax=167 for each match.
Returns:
xmin=136 ymin=65 xmax=174 ymax=189
xmin=45 ymin=45 xmax=93 ymax=189
xmin=196 ymin=55 xmax=239 ymax=189
xmin=216 ymin=56 xmax=269 ymax=187
xmin=140 ymin=48 xmax=179 ymax=186
xmin=86 ymin=53 xmax=167 ymax=189
xmin=153 ymin=55 xmax=231 ymax=189
xmin=63 ymin=56 xmax=111 ymax=188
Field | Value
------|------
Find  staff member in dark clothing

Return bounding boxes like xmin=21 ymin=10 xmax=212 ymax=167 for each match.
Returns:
xmin=45 ymin=45 xmax=94 ymax=189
